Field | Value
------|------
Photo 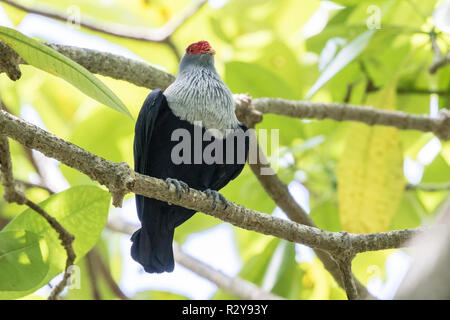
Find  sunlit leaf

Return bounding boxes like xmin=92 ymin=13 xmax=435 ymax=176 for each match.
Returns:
xmin=337 ymin=82 xmax=405 ymax=233
xmin=0 ymin=230 xmax=48 ymax=292
xmin=306 ymin=30 xmax=375 ymax=99
xmin=0 ymin=27 xmax=132 ymax=118
xmin=0 ymin=186 xmax=110 ymax=299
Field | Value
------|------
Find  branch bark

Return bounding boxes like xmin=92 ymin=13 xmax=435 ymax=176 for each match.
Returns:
xmin=245 ymin=125 xmax=371 ymax=298
xmin=1 ymin=41 xmax=447 ymax=140
xmin=406 ymin=182 xmax=450 ymax=192
xmin=252 ymin=98 xmax=450 ymax=141
xmin=0 ymin=109 xmax=426 ymax=255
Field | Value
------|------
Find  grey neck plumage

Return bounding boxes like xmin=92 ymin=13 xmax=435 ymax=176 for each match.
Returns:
xmin=164 ymin=53 xmax=240 ymax=138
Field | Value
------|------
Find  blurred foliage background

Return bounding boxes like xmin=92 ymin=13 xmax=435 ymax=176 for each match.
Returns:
xmin=0 ymin=0 xmax=449 ymax=300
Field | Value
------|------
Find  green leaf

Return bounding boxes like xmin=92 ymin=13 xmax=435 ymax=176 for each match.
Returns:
xmin=225 ymin=61 xmax=298 ymax=99
xmin=0 ymin=230 xmax=48 ymax=292
xmin=1 ymin=186 xmax=111 ymax=299
xmin=0 ymin=27 xmax=132 ymax=118
xmin=306 ymin=30 xmax=375 ymax=99
xmin=270 ymin=241 xmax=303 ymax=299
xmin=310 ymin=199 xmax=342 ymax=232
xmin=389 ymin=193 xmax=425 ymax=230
xmin=422 ymin=155 xmax=450 ymax=184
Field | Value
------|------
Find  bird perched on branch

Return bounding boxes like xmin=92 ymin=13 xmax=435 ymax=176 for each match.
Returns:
xmin=132 ymin=41 xmax=249 ymax=273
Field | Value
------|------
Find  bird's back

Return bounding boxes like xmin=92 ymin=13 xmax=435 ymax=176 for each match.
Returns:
xmin=132 ymin=89 xmax=248 ymax=273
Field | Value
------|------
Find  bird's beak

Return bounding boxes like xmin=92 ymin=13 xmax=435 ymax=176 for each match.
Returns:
xmin=205 ymin=48 xmax=216 ymax=55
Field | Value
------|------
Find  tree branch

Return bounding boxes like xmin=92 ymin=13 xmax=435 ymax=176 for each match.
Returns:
xmin=85 ymin=251 xmax=102 ymax=300
xmin=1 ymin=41 xmax=447 ymax=140
xmin=338 ymin=259 xmax=359 ymax=300
xmin=0 ymin=109 xmax=426 ymax=255
xmin=173 ymin=243 xmax=284 ymax=300
xmin=106 ymin=219 xmax=282 ymax=300
xmin=244 ymin=122 xmax=371 ymax=298
xmin=0 ymin=0 xmax=207 ymax=43
xmin=0 ymin=124 xmax=75 ymax=300
xmin=89 ymin=248 xmax=129 ymax=300
xmin=406 ymin=182 xmax=450 ymax=192
xmin=429 ymin=52 xmax=450 ymax=74
xmin=428 ymin=32 xmax=450 ymax=74
xmin=252 ymin=98 xmax=450 ymax=141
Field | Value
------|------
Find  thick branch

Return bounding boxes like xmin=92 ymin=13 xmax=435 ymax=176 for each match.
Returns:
xmin=0 ymin=41 xmax=175 ymax=88
xmin=0 ymin=109 xmax=425 ymax=255
xmin=252 ymin=98 xmax=450 ymax=141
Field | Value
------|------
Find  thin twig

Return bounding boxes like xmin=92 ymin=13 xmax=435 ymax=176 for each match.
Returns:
xmin=0 ymin=131 xmax=75 ymax=300
xmin=406 ymin=182 xmax=450 ymax=192
xmin=0 ymin=0 xmax=207 ymax=43
xmin=429 ymin=52 xmax=450 ymax=74
xmin=85 ymin=251 xmax=102 ymax=300
xmin=26 ymin=201 xmax=75 ymax=300
xmin=429 ymin=32 xmax=450 ymax=74
xmin=90 ymin=249 xmax=129 ymax=300
xmin=15 ymin=179 xmax=54 ymax=194
xmin=107 ymin=219 xmax=283 ymax=300
xmin=173 ymin=243 xmax=283 ymax=300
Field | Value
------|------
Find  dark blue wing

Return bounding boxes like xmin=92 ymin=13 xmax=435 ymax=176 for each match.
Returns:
xmin=134 ymin=88 xmax=165 ymax=177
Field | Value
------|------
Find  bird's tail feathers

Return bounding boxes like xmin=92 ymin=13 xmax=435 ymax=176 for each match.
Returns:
xmin=131 ymin=198 xmax=175 ymax=273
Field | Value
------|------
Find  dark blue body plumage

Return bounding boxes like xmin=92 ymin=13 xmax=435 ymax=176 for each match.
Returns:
xmin=132 ymin=89 xmax=248 ymax=273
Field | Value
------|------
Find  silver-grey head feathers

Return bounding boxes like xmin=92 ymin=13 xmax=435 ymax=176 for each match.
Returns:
xmin=164 ymin=51 xmax=240 ymax=137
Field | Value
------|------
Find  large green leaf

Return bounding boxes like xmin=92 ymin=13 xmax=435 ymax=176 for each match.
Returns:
xmin=0 ymin=230 xmax=48 ymax=291
xmin=306 ymin=30 xmax=375 ymax=99
xmin=0 ymin=27 xmax=132 ymax=118
xmin=0 ymin=186 xmax=111 ymax=299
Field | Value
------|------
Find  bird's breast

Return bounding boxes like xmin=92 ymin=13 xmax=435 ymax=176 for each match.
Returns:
xmin=164 ymin=73 xmax=240 ymax=138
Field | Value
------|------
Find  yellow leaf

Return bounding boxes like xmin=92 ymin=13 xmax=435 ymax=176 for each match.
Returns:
xmin=337 ymin=83 xmax=405 ymax=233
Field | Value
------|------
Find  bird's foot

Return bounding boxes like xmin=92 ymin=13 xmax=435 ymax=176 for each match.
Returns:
xmin=165 ymin=178 xmax=189 ymax=199
xmin=204 ymin=189 xmax=229 ymax=210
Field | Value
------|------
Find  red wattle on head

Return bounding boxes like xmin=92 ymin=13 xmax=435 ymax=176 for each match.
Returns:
xmin=186 ymin=41 xmax=216 ymax=55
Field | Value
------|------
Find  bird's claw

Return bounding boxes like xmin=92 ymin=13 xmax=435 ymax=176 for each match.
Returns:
xmin=166 ymin=178 xmax=189 ymax=199
xmin=204 ymin=189 xmax=229 ymax=210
